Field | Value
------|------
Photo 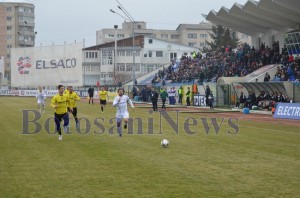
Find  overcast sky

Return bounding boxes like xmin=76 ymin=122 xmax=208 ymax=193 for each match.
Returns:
xmin=18 ymin=0 xmax=248 ymax=47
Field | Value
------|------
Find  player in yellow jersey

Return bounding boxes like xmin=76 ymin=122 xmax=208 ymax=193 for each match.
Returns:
xmin=51 ymin=85 xmax=71 ymax=140
xmin=66 ymin=86 xmax=81 ymax=128
xmin=99 ymin=87 xmax=108 ymax=113
xmin=63 ymin=86 xmax=70 ymax=95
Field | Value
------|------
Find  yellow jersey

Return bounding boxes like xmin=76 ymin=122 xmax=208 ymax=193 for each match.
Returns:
xmin=99 ymin=90 xmax=107 ymax=100
xmin=63 ymin=89 xmax=69 ymax=95
xmin=50 ymin=94 xmax=70 ymax=114
xmin=67 ymin=91 xmax=80 ymax=108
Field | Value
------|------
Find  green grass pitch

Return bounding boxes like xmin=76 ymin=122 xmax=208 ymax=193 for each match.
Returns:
xmin=0 ymin=96 xmax=299 ymax=197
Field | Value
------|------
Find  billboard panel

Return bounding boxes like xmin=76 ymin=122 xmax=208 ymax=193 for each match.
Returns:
xmin=274 ymin=102 xmax=300 ymax=120
xmin=11 ymin=43 xmax=83 ymax=87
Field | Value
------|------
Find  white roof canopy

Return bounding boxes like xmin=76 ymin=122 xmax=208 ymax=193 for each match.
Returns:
xmin=203 ymin=0 xmax=300 ymax=36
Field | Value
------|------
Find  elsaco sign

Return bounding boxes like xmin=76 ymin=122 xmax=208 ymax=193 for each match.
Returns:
xmin=36 ymin=58 xmax=76 ymax=69
xmin=10 ymin=43 xmax=83 ymax=87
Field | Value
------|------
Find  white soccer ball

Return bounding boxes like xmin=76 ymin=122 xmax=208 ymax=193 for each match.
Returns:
xmin=161 ymin=139 xmax=169 ymax=147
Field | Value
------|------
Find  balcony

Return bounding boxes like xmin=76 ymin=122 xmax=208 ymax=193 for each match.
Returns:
xmin=18 ymin=40 xmax=34 ymax=46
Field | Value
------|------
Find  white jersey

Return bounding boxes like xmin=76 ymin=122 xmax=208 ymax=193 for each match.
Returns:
xmin=42 ymin=88 xmax=48 ymax=96
xmin=36 ymin=91 xmax=47 ymax=104
xmin=168 ymin=89 xmax=176 ymax=97
xmin=113 ymin=95 xmax=134 ymax=118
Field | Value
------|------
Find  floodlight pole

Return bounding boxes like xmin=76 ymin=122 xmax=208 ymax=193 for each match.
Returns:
xmin=131 ymin=21 xmax=136 ymax=86
xmin=112 ymin=1 xmax=136 ymax=86
xmin=114 ymin=25 xmax=118 ymax=82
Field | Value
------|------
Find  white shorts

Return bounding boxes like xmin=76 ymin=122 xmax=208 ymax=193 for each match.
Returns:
xmin=116 ymin=111 xmax=129 ymax=119
xmin=37 ymin=99 xmax=45 ymax=104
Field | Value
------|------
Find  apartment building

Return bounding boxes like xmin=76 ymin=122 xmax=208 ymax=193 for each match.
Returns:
xmin=96 ymin=21 xmax=252 ymax=48
xmin=0 ymin=0 xmax=35 ymax=84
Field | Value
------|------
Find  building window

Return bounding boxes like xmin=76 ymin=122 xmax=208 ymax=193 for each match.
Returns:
xmin=6 ymin=35 xmax=12 ymax=40
xmin=85 ymin=52 xmax=97 ymax=59
xmin=133 ymin=64 xmax=140 ymax=72
xmin=85 ymin=65 xmax=91 ymax=72
xmin=200 ymin=43 xmax=207 ymax=47
xmin=117 ymin=34 xmax=124 ymax=38
xmin=188 ymin=43 xmax=196 ymax=47
xmin=108 ymin=73 xmax=113 ymax=77
xmin=91 ymin=66 xmax=100 ymax=72
xmin=156 ymin=51 xmax=163 ymax=57
xmin=102 ymin=50 xmax=113 ymax=65
xmin=118 ymin=51 xmax=125 ymax=56
xmin=7 ymin=7 xmax=12 ymax=12
xmin=117 ymin=63 xmax=125 ymax=71
xmin=200 ymin=34 xmax=207 ymax=38
xmin=100 ymin=73 xmax=106 ymax=78
xmin=7 ymin=45 xmax=12 ymax=49
xmin=126 ymin=51 xmax=133 ymax=56
xmin=7 ymin=26 xmax=12 ymax=31
xmin=105 ymin=34 xmax=114 ymax=38
xmin=188 ymin=33 xmax=197 ymax=38
xmin=161 ymin=34 xmax=168 ymax=39
xmin=171 ymin=34 xmax=180 ymax=39
xmin=137 ymin=25 xmax=142 ymax=29
xmin=149 ymin=51 xmax=152 ymax=57
xmin=126 ymin=65 xmax=132 ymax=71
xmin=7 ymin=17 xmax=12 ymax=21
xmin=149 ymin=39 xmax=153 ymax=44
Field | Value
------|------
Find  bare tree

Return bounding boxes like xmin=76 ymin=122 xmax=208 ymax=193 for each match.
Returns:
xmin=113 ymin=72 xmax=131 ymax=85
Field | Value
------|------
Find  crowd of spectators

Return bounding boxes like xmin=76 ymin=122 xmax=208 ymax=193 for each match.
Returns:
xmin=153 ymin=41 xmax=300 ymax=84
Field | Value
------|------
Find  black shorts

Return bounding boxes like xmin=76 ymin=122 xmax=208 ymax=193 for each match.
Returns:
xmin=100 ymin=99 xmax=106 ymax=105
xmin=67 ymin=107 xmax=77 ymax=117
xmin=89 ymin=94 xmax=94 ymax=98
xmin=54 ymin=112 xmax=68 ymax=121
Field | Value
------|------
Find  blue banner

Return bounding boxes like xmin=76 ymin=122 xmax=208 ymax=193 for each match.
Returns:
xmin=274 ymin=103 xmax=300 ymax=120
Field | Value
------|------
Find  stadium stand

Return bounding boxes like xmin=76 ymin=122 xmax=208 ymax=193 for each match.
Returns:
xmin=148 ymin=42 xmax=299 ymax=86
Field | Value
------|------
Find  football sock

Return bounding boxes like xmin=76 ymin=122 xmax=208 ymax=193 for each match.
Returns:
xmin=117 ymin=126 xmax=122 ymax=135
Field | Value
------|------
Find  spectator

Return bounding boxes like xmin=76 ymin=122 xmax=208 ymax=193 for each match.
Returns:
xmin=245 ymin=91 xmax=256 ymax=109
xmin=264 ymin=72 xmax=270 ymax=82
xmin=132 ymin=86 xmax=137 ymax=99
xmin=160 ymin=88 xmax=168 ymax=110
xmin=278 ymin=92 xmax=286 ymax=102
xmin=235 ymin=92 xmax=246 ymax=109
xmin=151 ymin=88 xmax=159 ymax=112
xmin=208 ymin=91 xmax=214 ymax=109
xmin=186 ymin=87 xmax=191 ymax=106
xmin=178 ymin=86 xmax=183 ymax=105
xmin=205 ymin=85 xmax=210 ymax=107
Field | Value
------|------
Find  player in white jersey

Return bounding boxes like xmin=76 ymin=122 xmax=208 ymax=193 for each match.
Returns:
xmin=113 ymin=87 xmax=134 ymax=137
xmin=36 ymin=86 xmax=47 ymax=113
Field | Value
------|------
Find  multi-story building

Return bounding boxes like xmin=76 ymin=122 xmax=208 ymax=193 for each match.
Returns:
xmin=96 ymin=21 xmax=252 ymax=48
xmin=0 ymin=0 xmax=35 ymax=84
xmin=83 ymin=35 xmax=199 ymax=86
